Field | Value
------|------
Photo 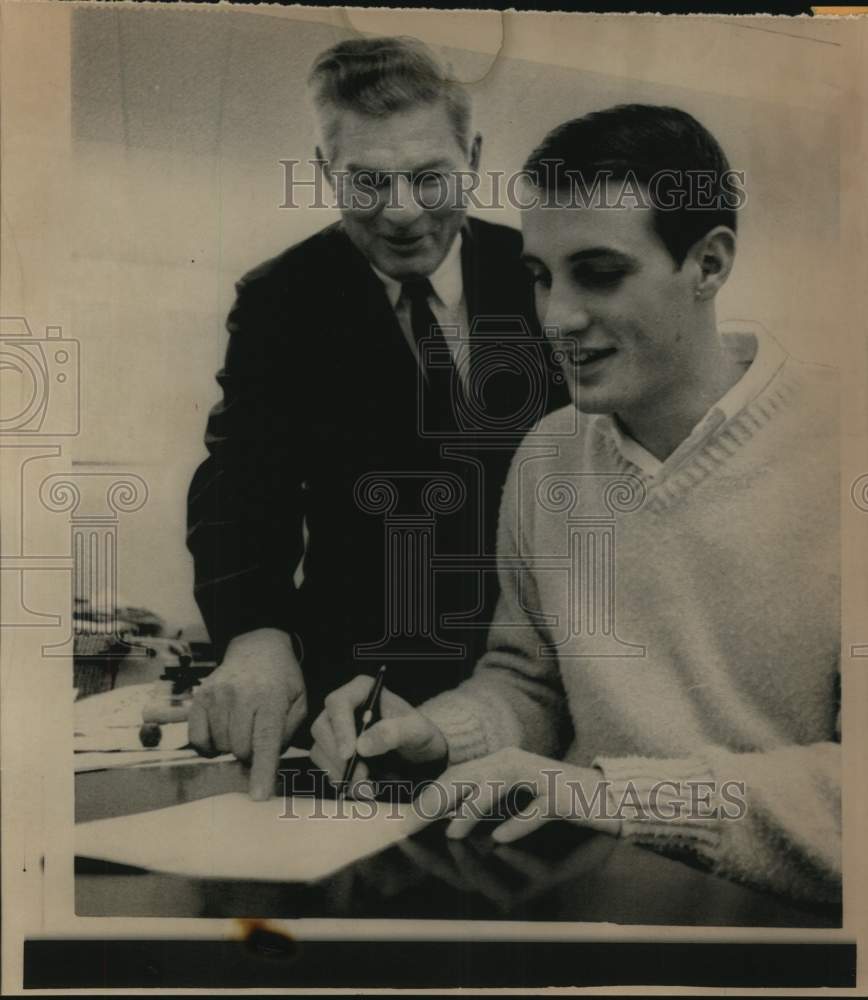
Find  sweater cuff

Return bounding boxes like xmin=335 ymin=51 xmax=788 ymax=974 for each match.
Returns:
xmin=593 ymin=754 xmax=722 ymax=858
xmin=419 ymin=691 xmax=492 ymax=765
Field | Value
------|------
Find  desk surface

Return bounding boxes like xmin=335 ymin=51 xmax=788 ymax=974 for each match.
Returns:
xmin=75 ymin=758 xmax=840 ymax=928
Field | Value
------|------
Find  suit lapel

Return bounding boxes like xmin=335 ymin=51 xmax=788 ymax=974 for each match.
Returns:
xmin=332 ymin=225 xmax=419 ymax=388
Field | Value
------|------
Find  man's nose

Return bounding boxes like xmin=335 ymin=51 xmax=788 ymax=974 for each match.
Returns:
xmin=543 ymin=284 xmax=591 ymax=337
xmin=381 ymin=174 xmax=425 ymax=226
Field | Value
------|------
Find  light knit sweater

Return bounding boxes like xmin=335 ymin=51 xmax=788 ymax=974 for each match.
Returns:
xmin=420 ymin=332 xmax=840 ymax=904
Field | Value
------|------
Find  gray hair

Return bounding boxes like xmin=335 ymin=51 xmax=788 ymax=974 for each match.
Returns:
xmin=308 ymin=36 xmax=473 ymax=156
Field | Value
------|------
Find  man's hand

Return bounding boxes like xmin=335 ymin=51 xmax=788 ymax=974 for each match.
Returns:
xmin=310 ymin=675 xmax=448 ymax=793
xmin=414 ymin=747 xmax=623 ymax=842
xmin=188 ymin=628 xmax=307 ymax=800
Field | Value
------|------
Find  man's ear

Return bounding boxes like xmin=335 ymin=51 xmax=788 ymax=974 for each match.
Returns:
xmin=315 ymin=145 xmax=333 ymax=187
xmin=690 ymin=225 xmax=736 ymax=301
xmin=468 ymin=132 xmax=482 ymax=172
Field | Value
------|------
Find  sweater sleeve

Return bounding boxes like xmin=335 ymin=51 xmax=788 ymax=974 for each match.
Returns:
xmin=419 ymin=460 xmax=571 ymax=765
xmin=594 ymin=707 xmax=841 ymax=904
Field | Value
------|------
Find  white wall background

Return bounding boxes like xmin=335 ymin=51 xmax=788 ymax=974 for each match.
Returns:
xmin=10 ymin=6 xmax=844 ymax=628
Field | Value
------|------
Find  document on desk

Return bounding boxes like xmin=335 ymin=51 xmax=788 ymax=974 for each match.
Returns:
xmin=73 ymin=722 xmax=190 ymax=753
xmin=73 ymin=744 xmax=308 ymax=773
xmin=75 ymin=793 xmax=428 ymax=882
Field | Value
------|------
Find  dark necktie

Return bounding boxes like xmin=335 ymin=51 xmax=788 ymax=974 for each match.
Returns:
xmin=401 ymin=277 xmax=458 ymax=432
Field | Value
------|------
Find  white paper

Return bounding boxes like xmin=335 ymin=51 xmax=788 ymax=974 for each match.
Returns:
xmin=73 ymin=722 xmax=190 ymax=753
xmin=75 ymin=793 xmax=427 ymax=882
xmin=74 ymin=683 xmax=157 ymax=730
xmin=74 ymin=683 xmax=191 ymax=750
xmin=74 ymin=745 xmax=309 ymax=773
xmin=74 ymin=747 xmax=202 ymax=772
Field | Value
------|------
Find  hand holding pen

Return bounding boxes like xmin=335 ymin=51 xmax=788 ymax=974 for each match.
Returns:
xmin=310 ymin=669 xmax=449 ymax=796
xmin=338 ymin=665 xmax=388 ymax=799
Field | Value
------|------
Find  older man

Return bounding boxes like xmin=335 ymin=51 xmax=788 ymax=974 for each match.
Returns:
xmin=186 ymin=37 xmax=566 ymax=797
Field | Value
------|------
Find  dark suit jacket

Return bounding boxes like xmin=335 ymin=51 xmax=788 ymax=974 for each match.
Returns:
xmin=187 ymin=217 xmax=568 ymax=716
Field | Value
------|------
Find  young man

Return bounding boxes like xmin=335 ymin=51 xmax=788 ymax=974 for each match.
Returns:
xmin=311 ymin=105 xmax=841 ymax=902
xmin=186 ymin=38 xmax=566 ymax=797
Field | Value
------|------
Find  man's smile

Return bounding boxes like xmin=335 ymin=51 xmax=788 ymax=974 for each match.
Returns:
xmin=382 ymin=233 xmax=428 ymax=253
xmin=576 ymin=346 xmax=617 ymax=367
xmin=560 ymin=344 xmax=618 ymax=375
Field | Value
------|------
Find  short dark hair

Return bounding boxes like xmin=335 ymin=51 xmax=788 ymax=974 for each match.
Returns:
xmin=523 ymin=104 xmax=739 ymax=266
xmin=309 ymin=36 xmax=472 ymax=156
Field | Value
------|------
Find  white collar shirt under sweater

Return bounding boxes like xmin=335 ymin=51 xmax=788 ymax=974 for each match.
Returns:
xmin=607 ymin=330 xmax=783 ymax=478
xmin=420 ymin=330 xmax=841 ymax=903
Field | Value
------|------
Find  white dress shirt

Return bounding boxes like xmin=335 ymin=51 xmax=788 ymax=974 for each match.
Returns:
xmin=608 ymin=330 xmax=785 ymax=478
xmin=371 ymin=234 xmax=470 ymax=390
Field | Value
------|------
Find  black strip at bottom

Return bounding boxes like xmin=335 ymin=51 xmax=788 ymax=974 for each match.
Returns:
xmin=23 ymin=939 xmax=856 ymax=989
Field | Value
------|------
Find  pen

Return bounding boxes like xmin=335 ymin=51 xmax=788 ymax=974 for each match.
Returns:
xmin=338 ymin=665 xmax=387 ymax=800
